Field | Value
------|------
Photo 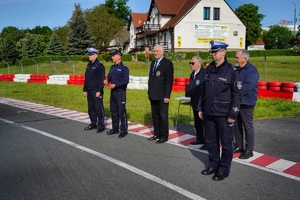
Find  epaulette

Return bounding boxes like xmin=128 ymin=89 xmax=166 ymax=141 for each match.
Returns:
xmin=230 ymin=64 xmax=238 ymax=71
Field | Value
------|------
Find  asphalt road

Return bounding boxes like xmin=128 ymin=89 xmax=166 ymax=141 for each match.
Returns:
xmin=0 ymin=103 xmax=299 ymax=200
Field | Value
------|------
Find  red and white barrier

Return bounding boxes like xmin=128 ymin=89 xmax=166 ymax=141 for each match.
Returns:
xmin=1 ymin=74 xmax=300 ymax=102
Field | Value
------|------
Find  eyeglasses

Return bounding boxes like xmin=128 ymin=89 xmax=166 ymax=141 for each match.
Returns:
xmin=189 ymin=62 xmax=195 ymax=65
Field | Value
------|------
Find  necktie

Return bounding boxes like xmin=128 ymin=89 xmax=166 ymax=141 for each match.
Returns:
xmin=152 ymin=60 xmax=158 ymax=73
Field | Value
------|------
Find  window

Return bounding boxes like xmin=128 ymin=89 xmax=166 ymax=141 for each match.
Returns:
xmin=203 ymin=7 xmax=210 ymax=20
xmin=213 ymin=7 xmax=220 ymax=20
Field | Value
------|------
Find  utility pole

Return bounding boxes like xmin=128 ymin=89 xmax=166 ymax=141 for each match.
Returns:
xmin=291 ymin=2 xmax=296 ymax=37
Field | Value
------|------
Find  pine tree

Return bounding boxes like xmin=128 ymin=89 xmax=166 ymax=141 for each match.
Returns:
xmin=1 ymin=37 xmax=19 ymax=64
xmin=19 ymin=33 xmax=41 ymax=58
xmin=47 ymin=34 xmax=64 ymax=55
xmin=66 ymin=3 xmax=94 ymax=55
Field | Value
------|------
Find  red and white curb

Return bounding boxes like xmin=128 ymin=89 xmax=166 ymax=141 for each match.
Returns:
xmin=0 ymin=97 xmax=299 ymax=181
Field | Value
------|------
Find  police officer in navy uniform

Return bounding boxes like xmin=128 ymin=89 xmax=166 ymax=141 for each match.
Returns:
xmin=83 ymin=47 xmax=106 ymax=133
xmin=186 ymin=56 xmax=206 ymax=148
xmin=104 ymin=50 xmax=129 ymax=138
xmin=198 ymin=40 xmax=242 ymax=181
xmin=147 ymin=44 xmax=174 ymax=144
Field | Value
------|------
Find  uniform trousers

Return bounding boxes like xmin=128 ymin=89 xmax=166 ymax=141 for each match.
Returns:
xmin=204 ymin=115 xmax=234 ymax=174
xmin=150 ymin=99 xmax=169 ymax=140
xmin=110 ymin=90 xmax=128 ymax=134
xmin=87 ymin=90 xmax=105 ymax=129
xmin=234 ymin=106 xmax=255 ymax=151
xmin=193 ymin=110 xmax=205 ymax=142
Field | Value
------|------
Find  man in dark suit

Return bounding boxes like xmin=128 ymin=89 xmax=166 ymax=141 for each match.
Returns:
xmin=186 ymin=56 xmax=206 ymax=148
xmin=147 ymin=45 xmax=174 ymax=144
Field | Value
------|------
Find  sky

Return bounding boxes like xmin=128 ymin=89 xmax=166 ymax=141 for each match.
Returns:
xmin=0 ymin=0 xmax=299 ymax=32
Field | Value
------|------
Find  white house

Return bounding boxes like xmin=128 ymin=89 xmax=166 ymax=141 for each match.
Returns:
xmin=124 ymin=0 xmax=246 ymax=53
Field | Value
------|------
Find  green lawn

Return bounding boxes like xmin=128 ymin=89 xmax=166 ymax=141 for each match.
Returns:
xmin=1 ymin=55 xmax=300 ymax=126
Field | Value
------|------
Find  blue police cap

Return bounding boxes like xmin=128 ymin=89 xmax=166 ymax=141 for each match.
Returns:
xmin=87 ymin=47 xmax=99 ymax=55
xmin=109 ymin=49 xmax=122 ymax=56
xmin=209 ymin=40 xmax=228 ymax=52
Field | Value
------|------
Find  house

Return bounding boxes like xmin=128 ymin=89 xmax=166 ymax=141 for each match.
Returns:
xmin=124 ymin=0 xmax=246 ymax=53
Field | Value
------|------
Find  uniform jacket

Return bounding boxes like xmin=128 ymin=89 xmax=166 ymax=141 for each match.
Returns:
xmin=83 ymin=58 xmax=105 ymax=93
xmin=186 ymin=67 xmax=206 ymax=110
xmin=198 ymin=59 xmax=242 ymax=120
xmin=107 ymin=62 xmax=129 ymax=91
xmin=238 ymin=62 xmax=259 ymax=106
xmin=148 ymin=57 xmax=174 ymax=100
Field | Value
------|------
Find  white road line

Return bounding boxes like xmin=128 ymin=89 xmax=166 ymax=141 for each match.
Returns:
xmin=0 ymin=117 xmax=205 ymax=200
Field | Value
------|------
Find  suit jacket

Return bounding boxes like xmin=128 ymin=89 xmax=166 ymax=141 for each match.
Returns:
xmin=148 ymin=57 xmax=174 ymax=100
xmin=186 ymin=67 xmax=206 ymax=110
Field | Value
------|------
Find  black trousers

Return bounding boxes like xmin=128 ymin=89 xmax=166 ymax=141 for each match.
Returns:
xmin=87 ymin=90 xmax=105 ymax=129
xmin=204 ymin=115 xmax=234 ymax=174
xmin=234 ymin=106 xmax=255 ymax=151
xmin=193 ymin=110 xmax=205 ymax=142
xmin=150 ymin=99 xmax=169 ymax=140
xmin=110 ymin=90 xmax=128 ymax=134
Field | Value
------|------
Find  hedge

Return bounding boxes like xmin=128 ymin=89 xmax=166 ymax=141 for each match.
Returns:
xmin=0 ymin=49 xmax=298 ymax=68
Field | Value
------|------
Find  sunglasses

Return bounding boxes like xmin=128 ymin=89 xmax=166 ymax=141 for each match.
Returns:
xmin=189 ymin=62 xmax=195 ymax=65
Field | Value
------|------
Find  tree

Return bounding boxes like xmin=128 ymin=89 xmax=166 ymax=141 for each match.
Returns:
xmin=17 ymin=33 xmax=44 ymax=58
xmin=1 ymin=37 xmax=19 ymax=64
xmin=104 ymin=0 xmax=131 ymax=25
xmin=66 ymin=3 xmax=94 ymax=55
xmin=0 ymin=26 xmax=25 ymax=45
xmin=46 ymin=33 xmax=64 ymax=55
xmin=235 ymin=4 xmax=265 ymax=48
xmin=30 ymin=25 xmax=52 ymax=47
xmin=85 ymin=5 xmax=124 ymax=49
xmin=262 ymin=25 xmax=293 ymax=49
xmin=53 ymin=25 xmax=69 ymax=48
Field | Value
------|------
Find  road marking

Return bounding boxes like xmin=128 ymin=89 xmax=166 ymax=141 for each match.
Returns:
xmin=0 ymin=117 xmax=206 ymax=200
xmin=1 ymin=97 xmax=299 ymax=181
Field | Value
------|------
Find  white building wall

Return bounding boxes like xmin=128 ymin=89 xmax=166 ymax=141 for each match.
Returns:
xmin=174 ymin=0 xmax=246 ymax=51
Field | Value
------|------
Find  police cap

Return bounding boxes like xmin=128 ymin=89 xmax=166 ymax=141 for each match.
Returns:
xmin=87 ymin=47 xmax=99 ymax=55
xmin=109 ymin=49 xmax=122 ymax=56
xmin=209 ymin=40 xmax=228 ymax=52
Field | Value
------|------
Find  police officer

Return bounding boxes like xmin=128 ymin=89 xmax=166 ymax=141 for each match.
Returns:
xmin=104 ymin=50 xmax=129 ymax=138
xmin=83 ymin=47 xmax=106 ymax=133
xmin=186 ymin=56 xmax=206 ymax=148
xmin=198 ymin=40 xmax=242 ymax=181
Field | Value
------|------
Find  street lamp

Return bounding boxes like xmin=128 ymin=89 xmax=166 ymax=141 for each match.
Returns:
xmin=291 ymin=2 xmax=296 ymax=37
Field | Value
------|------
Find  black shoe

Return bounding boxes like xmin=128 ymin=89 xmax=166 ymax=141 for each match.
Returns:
xmin=96 ymin=127 xmax=105 ymax=133
xmin=156 ymin=138 xmax=167 ymax=144
xmin=147 ymin=135 xmax=159 ymax=141
xmin=233 ymin=146 xmax=244 ymax=153
xmin=239 ymin=150 xmax=253 ymax=159
xmin=107 ymin=129 xmax=119 ymax=135
xmin=84 ymin=125 xmax=97 ymax=130
xmin=212 ymin=172 xmax=229 ymax=181
xmin=190 ymin=140 xmax=204 ymax=145
xmin=201 ymin=168 xmax=217 ymax=175
xmin=200 ymin=144 xmax=207 ymax=150
xmin=118 ymin=132 xmax=128 ymax=138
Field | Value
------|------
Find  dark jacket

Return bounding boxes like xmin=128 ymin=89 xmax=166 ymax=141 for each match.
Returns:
xmin=83 ymin=58 xmax=105 ymax=93
xmin=238 ymin=62 xmax=259 ymax=106
xmin=186 ymin=67 xmax=206 ymax=110
xmin=107 ymin=62 xmax=129 ymax=91
xmin=148 ymin=57 xmax=174 ymax=100
xmin=198 ymin=59 xmax=242 ymax=120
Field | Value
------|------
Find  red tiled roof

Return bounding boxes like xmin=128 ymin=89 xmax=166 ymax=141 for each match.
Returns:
xmin=154 ymin=0 xmax=186 ymax=15
xmin=159 ymin=0 xmax=198 ymax=30
xmin=130 ymin=12 xmax=148 ymax=28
